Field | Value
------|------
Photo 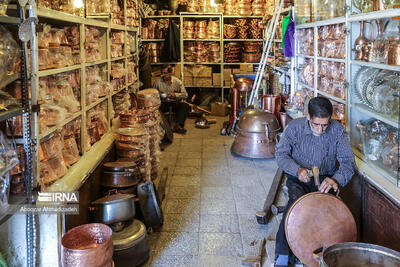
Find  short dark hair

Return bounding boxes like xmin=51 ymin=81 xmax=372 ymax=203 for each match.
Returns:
xmin=161 ymin=64 xmax=173 ymax=73
xmin=308 ymin=96 xmax=333 ymax=119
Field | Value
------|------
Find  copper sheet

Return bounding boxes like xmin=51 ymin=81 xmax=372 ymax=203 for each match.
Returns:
xmin=285 ymin=192 xmax=357 ymax=267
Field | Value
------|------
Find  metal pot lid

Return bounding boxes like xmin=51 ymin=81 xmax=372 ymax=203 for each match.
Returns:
xmin=112 ymin=219 xmax=147 ymax=251
xmin=116 ymin=128 xmax=148 ymax=137
xmin=285 ymin=192 xmax=357 ymax=267
xmin=234 ymin=77 xmax=253 ymax=92
xmin=103 ymin=161 xmax=137 ymax=172
xmin=91 ymin=192 xmax=135 ymax=205
xmin=237 ymin=109 xmax=281 ymax=133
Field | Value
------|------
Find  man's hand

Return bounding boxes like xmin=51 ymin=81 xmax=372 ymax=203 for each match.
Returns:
xmin=297 ymin=168 xmax=311 ymax=183
xmin=319 ymin=177 xmax=339 ymax=194
xmin=168 ymin=92 xmax=176 ymax=99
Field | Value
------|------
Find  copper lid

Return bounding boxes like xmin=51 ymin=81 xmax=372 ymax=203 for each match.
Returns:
xmin=237 ymin=109 xmax=280 ymax=133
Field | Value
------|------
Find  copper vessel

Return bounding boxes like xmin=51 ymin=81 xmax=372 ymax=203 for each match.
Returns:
xmin=262 ymin=94 xmax=281 ymax=119
xmin=388 ymin=43 xmax=400 ymax=66
xmin=231 ymin=109 xmax=281 ymax=158
xmin=353 ymin=21 xmax=368 ymax=61
xmin=62 ymin=223 xmax=113 ymax=267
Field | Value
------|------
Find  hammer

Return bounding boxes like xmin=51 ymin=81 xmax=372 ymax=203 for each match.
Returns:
xmin=241 ymin=238 xmax=266 ymax=267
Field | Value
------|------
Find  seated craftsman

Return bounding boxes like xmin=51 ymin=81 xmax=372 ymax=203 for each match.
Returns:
xmin=153 ymin=64 xmax=190 ymax=134
xmin=274 ymin=96 xmax=356 ymax=267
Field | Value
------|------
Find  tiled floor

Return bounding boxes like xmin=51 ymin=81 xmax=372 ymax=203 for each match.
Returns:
xmin=145 ymin=116 xmax=279 ymax=267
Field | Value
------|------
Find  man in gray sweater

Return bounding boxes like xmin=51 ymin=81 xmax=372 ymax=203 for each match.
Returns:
xmin=153 ymin=64 xmax=190 ymax=134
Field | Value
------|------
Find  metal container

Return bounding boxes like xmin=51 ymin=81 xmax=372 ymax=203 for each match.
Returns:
xmin=388 ymin=43 xmax=400 ymax=66
xmin=231 ymin=109 xmax=281 ymax=158
xmin=90 ymin=191 xmax=136 ymax=224
xmin=113 ymin=219 xmax=150 ymax=267
xmin=101 ymin=171 xmax=140 ymax=188
xmin=315 ymin=242 xmax=400 ymax=267
xmin=61 ymin=223 xmax=113 ymax=267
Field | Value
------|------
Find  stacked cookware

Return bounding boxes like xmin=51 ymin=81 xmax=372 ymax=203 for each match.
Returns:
xmin=195 ymin=20 xmax=207 ymax=39
xmin=206 ymin=20 xmax=220 ymax=39
xmin=237 ymin=0 xmax=251 ymax=16
xmin=90 ymin=170 xmax=150 ymax=267
xmin=224 ymin=0 xmax=237 ymax=15
xmin=251 ymin=0 xmax=266 ymax=15
xmin=243 ymin=41 xmax=262 ymax=62
xmin=224 ymin=42 xmax=242 ymax=62
xmin=183 ymin=20 xmax=195 ymax=38
xmin=249 ymin=18 xmax=262 ymax=39
xmin=235 ymin=19 xmax=248 ymax=39
xmin=146 ymin=42 xmax=163 ymax=63
xmin=185 ymin=41 xmax=210 ymax=63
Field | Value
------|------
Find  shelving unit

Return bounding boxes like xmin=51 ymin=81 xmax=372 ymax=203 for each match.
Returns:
xmin=293 ymin=4 xmax=400 ymax=188
xmin=34 ymin=3 xmax=140 ymax=192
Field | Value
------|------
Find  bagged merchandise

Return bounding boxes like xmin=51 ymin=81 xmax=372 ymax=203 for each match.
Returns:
xmin=113 ymin=91 xmax=131 ymax=117
xmin=0 ymin=90 xmax=20 ymax=111
xmin=39 ymin=104 xmax=68 ymax=134
xmin=111 ymin=31 xmax=124 ymax=58
xmin=0 ymin=26 xmax=20 ymax=82
xmin=318 ymin=24 xmax=345 ymax=59
xmin=126 ymin=0 xmax=139 ymax=27
xmin=87 ymin=103 xmax=109 ymax=145
xmin=0 ymin=0 xmax=9 ymax=15
xmin=110 ymin=0 xmax=124 ymax=25
xmin=86 ymin=0 xmax=110 ymax=15
xmin=296 ymin=28 xmax=314 ymax=55
xmin=111 ymin=62 xmax=127 ymax=91
xmin=0 ymin=130 xmax=19 ymax=211
xmin=62 ymin=136 xmax=80 ymax=165
xmin=287 ymin=88 xmax=313 ymax=113
xmin=318 ymin=61 xmax=346 ymax=100
xmin=299 ymin=59 xmax=314 ymax=87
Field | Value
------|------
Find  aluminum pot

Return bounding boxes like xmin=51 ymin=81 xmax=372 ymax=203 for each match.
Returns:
xmin=61 ymin=223 xmax=113 ymax=267
xmin=231 ymin=109 xmax=281 ymax=158
xmin=90 ymin=190 xmax=135 ymax=224
xmin=313 ymin=242 xmax=400 ymax=267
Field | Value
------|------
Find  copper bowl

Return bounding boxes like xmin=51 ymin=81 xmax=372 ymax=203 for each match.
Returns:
xmin=234 ymin=77 xmax=254 ymax=92
xmin=62 ymin=223 xmax=113 ymax=267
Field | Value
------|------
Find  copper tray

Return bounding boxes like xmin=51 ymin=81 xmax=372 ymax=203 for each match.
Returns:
xmin=285 ymin=192 xmax=357 ymax=267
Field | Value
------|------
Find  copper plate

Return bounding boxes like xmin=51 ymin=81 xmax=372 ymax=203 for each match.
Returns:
xmin=285 ymin=192 xmax=357 ymax=267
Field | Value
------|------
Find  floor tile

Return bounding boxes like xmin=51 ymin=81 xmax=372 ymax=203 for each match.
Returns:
xmin=155 ymin=232 xmax=199 ymax=256
xmin=200 ymin=198 xmax=237 ymax=215
xmin=160 ymin=213 xmax=200 ymax=233
xmin=199 ymin=233 xmax=243 ymax=256
xmin=175 ymin=158 xmax=202 ymax=168
xmin=164 ymin=198 xmax=200 ymax=214
xmin=202 ymin=152 xmax=226 ymax=160
xmin=169 ymin=175 xmax=200 ymax=187
xmin=201 ymin=175 xmax=231 ymax=187
xmin=233 ymin=185 xmax=267 ymax=215
xmin=199 ymin=255 xmax=243 ymax=267
xmin=200 ymin=214 xmax=240 ymax=233
xmin=178 ymin=151 xmax=202 ymax=159
xmin=230 ymin=166 xmax=258 ymax=177
xmin=201 ymin=186 xmax=234 ymax=201
xmin=202 ymin=165 xmax=229 ymax=177
xmin=181 ymin=144 xmax=203 ymax=152
xmin=166 ymin=186 xmax=200 ymax=199
xmin=174 ymin=166 xmax=201 ymax=176
xmin=238 ymin=214 xmax=271 ymax=256
xmin=147 ymin=232 xmax=162 ymax=253
xmin=230 ymin=173 xmax=261 ymax=187
xmin=202 ymin=158 xmax=228 ymax=167
xmin=145 ymin=255 xmax=198 ymax=267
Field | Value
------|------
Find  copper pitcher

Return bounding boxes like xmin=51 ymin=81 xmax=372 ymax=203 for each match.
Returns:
xmin=261 ymin=94 xmax=281 ymax=119
xmin=388 ymin=43 xmax=400 ymax=65
xmin=353 ymin=21 xmax=368 ymax=61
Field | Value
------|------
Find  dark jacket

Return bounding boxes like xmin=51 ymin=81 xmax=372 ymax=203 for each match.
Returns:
xmin=161 ymin=20 xmax=180 ymax=62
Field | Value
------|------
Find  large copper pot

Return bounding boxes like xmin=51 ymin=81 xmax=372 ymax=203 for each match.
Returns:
xmin=262 ymin=94 xmax=281 ymax=119
xmin=231 ymin=109 xmax=281 ymax=158
xmin=61 ymin=223 xmax=113 ymax=267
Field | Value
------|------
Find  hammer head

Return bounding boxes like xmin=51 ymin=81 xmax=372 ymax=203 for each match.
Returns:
xmin=241 ymin=257 xmax=261 ymax=267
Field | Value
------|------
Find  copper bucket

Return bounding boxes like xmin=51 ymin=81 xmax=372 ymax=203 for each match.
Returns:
xmin=261 ymin=94 xmax=281 ymax=119
xmin=61 ymin=223 xmax=113 ymax=267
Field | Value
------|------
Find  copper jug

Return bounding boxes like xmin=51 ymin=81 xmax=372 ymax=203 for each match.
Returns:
xmin=353 ymin=21 xmax=368 ymax=61
xmin=261 ymin=94 xmax=281 ymax=119
xmin=388 ymin=43 xmax=400 ymax=65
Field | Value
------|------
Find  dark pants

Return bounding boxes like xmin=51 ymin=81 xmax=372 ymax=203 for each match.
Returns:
xmin=160 ymin=101 xmax=190 ymax=127
xmin=275 ymin=174 xmax=326 ymax=266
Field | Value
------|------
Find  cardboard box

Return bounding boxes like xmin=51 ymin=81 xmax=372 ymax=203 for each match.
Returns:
xmin=224 ymin=80 xmax=231 ymax=87
xmin=212 ymin=73 xmax=221 ymax=86
xmin=232 ymin=68 xmax=241 ymax=74
xmin=183 ymin=66 xmax=193 ymax=77
xmin=174 ymin=64 xmax=181 ymax=79
xmin=184 ymin=76 xmax=193 ymax=86
xmin=193 ymin=65 xmax=212 ymax=77
xmin=211 ymin=102 xmax=229 ymax=116
xmin=194 ymin=77 xmax=212 ymax=86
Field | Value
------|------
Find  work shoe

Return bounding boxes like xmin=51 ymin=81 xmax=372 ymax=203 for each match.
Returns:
xmin=173 ymin=125 xmax=186 ymax=134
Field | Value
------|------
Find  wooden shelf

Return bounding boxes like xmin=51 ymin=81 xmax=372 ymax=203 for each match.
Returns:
xmin=0 ymin=107 xmax=24 ymax=122
xmin=38 ymin=111 xmax=81 ymax=141
xmin=317 ymin=90 xmax=346 ymax=104
xmin=0 ymin=15 xmax=21 ymax=24
xmin=142 ymin=39 xmax=164 ymax=41
xmin=0 ymin=73 xmax=20 ymax=89
xmin=85 ymin=59 xmax=108 ymax=67
xmin=351 ymin=60 xmax=400 ymax=72
xmin=86 ymin=97 xmax=108 ymax=111
xmin=352 ymin=103 xmax=398 ymax=128
xmin=223 ymin=39 xmax=263 ymax=41
xmin=38 ymin=65 xmax=81 ymax=77
xmin=318 ymin=56 xmax=345 ymax=63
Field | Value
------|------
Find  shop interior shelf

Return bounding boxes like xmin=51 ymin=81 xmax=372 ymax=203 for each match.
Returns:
xmin=0 ymin=15 xmax=21 ymax=24
xmin=267 ymin=64 xmax=290 ymax=76
xmin=142 ymin=39 xmax=164 ymax=41
xmin=351 ymin=60 xmax=400 ymax=72
xmin=183 ymin=62 xmax=221 ymax=65
xmin=0 ymin=107 xmax=24 ymax=122
xmin=0 ymin=73 xmax=20 ymax=89
xmin=223 ymin=39 xmax=263 ymax=41
xmin=85 ymin=59 xmax=108 ymax=67
xmin=38 ymin=65 xmax=81 ymax=77
xmin=348 ymin=8 xmax=400 ymax=22
xmin=296 ymin=16 xmax=345 ymax=29
xmin=352 ymin=103 xmax=398 ymax=128
xmin=298 ymin=82 xmax=314 ymax=91
xmin=317 ymin=90 xmax=346 ymax=104
xmin=145 ymin=15 xmax=181 ymax=19
xmin=111 ymin=55 xmax=126 ymax=61
xmin=223 ymin=62 xmax=260 ymax=65
xmin=45 ymin=132 xmax=114 ymax=192
xmin=297 ymin=54 xmax=314 ymax=59
xmin=184 ymin=39 xmax=220 ymax=41
xmin=185 ymin=85 xmax=222 ymax=88
xmin=110 ymin=24 xmax=126 ymax=31
xmin=0 ymin=195 xmax=27 ymax=226
xmin=86 ymin=97 xmax=107 ymax=111
xmin=317 ymin=56 xmax=345 ymax=63
xmin=223 ymin=15 xmax=264 ymax=18
xmin=38 ymin=111 xmax=81 ymax=141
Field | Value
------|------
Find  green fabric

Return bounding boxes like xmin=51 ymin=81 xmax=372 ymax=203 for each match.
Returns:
xmin=0 ymin=253 xmax=7 ymax=267
xmin=281 ymin=10 xmax=291 ymax=48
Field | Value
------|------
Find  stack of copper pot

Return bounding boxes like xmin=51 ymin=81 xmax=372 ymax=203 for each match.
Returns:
xmin=206 ymin=20 xmax=220 ymax=39
xmin=224 ymin=0 xmax=238 ymax=15
xmin=183 ymin=20 xmax=195 ymax=38
xmin=136 ymin=89 xmax=162 ymax=181
xmin=235 ymin=19 xmax=248 ymax=39
xmin=224 ymin=42 xmax=242 ymax=62
xmin=237 ymin=0 xmax=252 ymax=16
xmin=249 ymin=19 xmax=262 ymax=39
xmin=185 ymin=41 xmax=210 ymax=62
xmin=252 ymin=0 xmax=266 ymax=15
xmin=209 ymin=42 xmax=221 ymax=62
xmin=146 ymin=42 xmax=163 ymax=63
xmin=243 ymin=41 xmax=262 ymax=62
xmin=195 ymin=20 xmax=207 ymax=39
xmin=186 ymin=0 xmax=198 ymax=12
xmin=224 ymin=24 xmax=237 ymax=39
